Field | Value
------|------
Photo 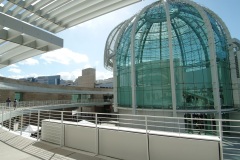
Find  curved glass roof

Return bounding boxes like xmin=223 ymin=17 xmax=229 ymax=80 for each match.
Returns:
xmin=105 ymin=1 xmax=230 ymax=69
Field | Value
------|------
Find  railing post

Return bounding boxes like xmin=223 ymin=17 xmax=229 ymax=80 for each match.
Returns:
xmin=145 ymin=116 xmax=150 ymax=160
xmin=178 ymin=118 xmax=181 ymax=135
xmin=1 ymin=105 xmax=4 ymax=128
xmin=218 ymin=119 xmax=224 ymax=160
xmin=60 ymin=111 xmax=64 ymax=147
xmin=95 ymin=113 xmax=99 ymax=155
xmin=9 ymin=111 xmax=11 ymax=131
xmin=20 ymin=109 xmax=23 ymax=135
xmin=37 ymin=110 xmax=40 ymax=140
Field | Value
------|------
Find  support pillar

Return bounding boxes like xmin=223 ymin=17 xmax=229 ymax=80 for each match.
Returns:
xmin=164 ymin=1 xmax=177 ymax=117
xmin=113 ymin=56 xmax=118 ymax=112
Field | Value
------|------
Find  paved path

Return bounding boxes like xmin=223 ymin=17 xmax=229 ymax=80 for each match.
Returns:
xmin=0 ymin=128 xmax=116 ymax=160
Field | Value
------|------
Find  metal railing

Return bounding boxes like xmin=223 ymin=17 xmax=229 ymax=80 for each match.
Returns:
xmin=0 ymin=108 xmax=240 ymax=160
xmin=0 ymin=99 xmax=109 ymax=110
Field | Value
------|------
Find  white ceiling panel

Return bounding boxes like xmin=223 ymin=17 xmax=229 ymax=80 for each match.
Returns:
xmin=4 ymin=0 xmax=141 ymax=33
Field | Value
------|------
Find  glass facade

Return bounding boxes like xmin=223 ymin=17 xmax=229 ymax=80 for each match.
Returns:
xmin=105 ymin=1 xmax=233 ymax=110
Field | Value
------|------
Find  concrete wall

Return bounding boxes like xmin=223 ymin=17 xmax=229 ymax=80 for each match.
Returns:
xmin=75 ymin=68 xmax=96 ymax=88
xmin=99 ymin=129 xmax=148 ymax=160
xmin=149 ymin=135 xmax=219 ymax=160
xmin=65 ymin=124 xmax=96 ymax=153
xmin=0 ymin=90 xmax=71 ymax=103
xmin=0 ymin=76 xmax=112 ymax=102
xmin=0 ymin=90 xmax=15 ymax=102
xmin=41 ymin=120 xmax=63 ymax=145
xmin=23 ymin=92 xmax=71 ymax=101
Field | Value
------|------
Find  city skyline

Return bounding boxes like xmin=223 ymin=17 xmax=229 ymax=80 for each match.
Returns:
xmin=0 ymin=0 xmax=239 ymax=81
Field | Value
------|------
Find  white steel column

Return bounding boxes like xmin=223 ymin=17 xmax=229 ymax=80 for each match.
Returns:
xmin=130 ymin=3 xmax=155 ymax=114
xmin=164 ymin=1 xmax=177 ymax=117
xmin=113 ymin=18 xmax=135 ymax=113
xmin=113 ymin=56 xmax=118 ymax=112
xmin=235 ymin=48 xmax=240 ymax=107
xmin=184 ymin=0 xmax=221 ymax=117
xmin=205 ymin=8 xmax=239 ymax=108
xmin=105 ymin=20 xmax=132 ymax=112
xmin=130 ymin=22 xmax=137 ymax=114
xmin=185 ymin=3 xmax=223 ymax=159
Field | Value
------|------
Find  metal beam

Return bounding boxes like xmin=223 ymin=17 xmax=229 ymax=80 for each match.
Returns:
xmin=178 ymin=16 xmax=209 ymax=64
xmin=0 ymin=46 xmax=32 ymax=63
xmin=57 ymin=0 xmax=120 ymax=26
xmin=0 ymin=13 xmax=63 ymax=47
xmin=165 ymin=0 xmax=177 ymax=117
xmin=0 ymin=42 xmax=19 ymax=55
xmin=3 ymin=1 xmax=15 ymax=12
xmin=54 ymin=0 xmax=141 ymax=33
xmin=130 ymin=2 xmax=156 ymax=114
xmin=205 ymin=8 xmax=238 ymax=109
xmin=39 ymin=0 xmax=86 ymax=29
xmin=182 ymin=0 xmax=221 ymax=116
xmin=5 ymin=0 xmax=141 ymax=33
xmin=34 ymin=0 xmax=69 ymax=26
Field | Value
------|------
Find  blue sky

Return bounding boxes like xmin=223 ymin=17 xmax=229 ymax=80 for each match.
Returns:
xmin=0 ymin=0 xmax=240 ymax=81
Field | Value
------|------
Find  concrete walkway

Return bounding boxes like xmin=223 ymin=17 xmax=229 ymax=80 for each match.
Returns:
xmin=0 ymin=128 xmax=116 ymax=160
xmin=0 ymin=140 xmax=40 ymax=160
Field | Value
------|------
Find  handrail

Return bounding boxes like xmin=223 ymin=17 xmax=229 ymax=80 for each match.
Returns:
xmin=0 ymin=99 xmax=110 ymax=109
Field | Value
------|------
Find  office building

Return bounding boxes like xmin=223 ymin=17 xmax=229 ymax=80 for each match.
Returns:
xmin=75 ymin=68 xmax=96 ymax=88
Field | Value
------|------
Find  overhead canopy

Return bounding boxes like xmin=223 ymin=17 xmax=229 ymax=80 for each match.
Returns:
xmin=0 ymin=0 xmax=141 ymax=68
xmin=1 ymin=0 xmax=141 ymax=33
xmin=0 ymin=12 xmax=63 ymax=68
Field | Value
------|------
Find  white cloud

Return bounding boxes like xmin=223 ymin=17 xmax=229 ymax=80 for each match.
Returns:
xmin=40 ymin=48 xmax=89 ymax=65
xmin=19 ymin=58 xmax=39 ymax=66
xmin=96 ymin=70 xmax=113 ymax=80
xmin=7 ymin=73 xmax=43 ymax=80
xmin=9 ymin=64 xmax=19 ymax=68
xmin=7 ymin=75 xmax=22 ymax=79
xmin=8 ymin=68 xmax=21 ymax=74
xmin=83 ymin=64 xmax=93 ymax=69
xmin=57 ymin=68 xmax=112 ymax=81
xmin=57 ymin=69 xmax=83 ymax=81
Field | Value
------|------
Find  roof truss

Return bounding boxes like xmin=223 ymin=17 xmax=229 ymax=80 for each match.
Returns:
xmin=0 ymin=12 xmax=63 ymax=68
xmin=1 ymin=0 xmax=141 ymax=33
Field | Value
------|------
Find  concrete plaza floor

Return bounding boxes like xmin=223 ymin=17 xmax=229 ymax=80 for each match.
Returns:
xmin=0 ymin=128 xmax=116 ymax=160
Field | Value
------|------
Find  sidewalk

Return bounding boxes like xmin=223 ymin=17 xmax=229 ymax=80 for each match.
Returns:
xmin=0 ymin=140 xmax=40 ymax=160
xmin=0 ymin=128 xmax=115 ymax=160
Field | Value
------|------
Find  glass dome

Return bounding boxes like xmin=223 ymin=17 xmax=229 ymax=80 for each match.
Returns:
xmin=104 ymin=0 xmax=233 ymax=110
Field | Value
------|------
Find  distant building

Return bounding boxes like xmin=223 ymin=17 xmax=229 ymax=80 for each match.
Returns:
xmin=95 ymin=78 xmax=113 ymax=89
xmin=37 ymin=75 xmax=60 ymax=85
xmin=19 ymin=77 xmax=37 ymax=82
xmin=60 ymin=79 xmax=75 ymax=86
xmin=75 ymin=68 xmax=96 ymax=88
xmin=20 ymin=75 xmax=60 ymax=85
